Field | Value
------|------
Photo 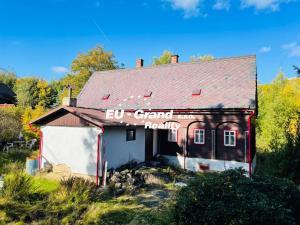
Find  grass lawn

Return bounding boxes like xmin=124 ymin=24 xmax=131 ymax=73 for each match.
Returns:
xmin=32 ymin=176 xmax=60 ymax=193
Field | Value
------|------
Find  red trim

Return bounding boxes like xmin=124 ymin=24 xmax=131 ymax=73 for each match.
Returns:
xmin=248 ymin=111 xmax=255 ymax=177
xmin=29 ymin=123 xmax=38 ymax=132
xmin=193 ymin=128 xmax=205 ymax=145
xmin=38 ymin=130 xmax=43 ymax=170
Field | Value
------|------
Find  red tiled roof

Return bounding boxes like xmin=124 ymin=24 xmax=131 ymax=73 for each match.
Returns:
xmin=77 ymin=55 xmax=257 ymax=110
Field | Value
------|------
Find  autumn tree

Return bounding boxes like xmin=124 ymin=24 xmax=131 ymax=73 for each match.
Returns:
xmin=22 ymin=105 xmax=46 ymax=140
xmin=59 ymin=45 xmax=118 ymax=100
xmin=13 ymin=77 xmax=56 ymax=109
xmin=190 ymin=54 xmax=214 ymax=62
xmin=152 ymin=50 xmax=173 ymax=65
xmin=0 ymin=107 xmax=22 ymax=143
xmin=0 ymin=71 xmax=17 ymax=89
xmin=256 ymin=71 xmax=300 ymax=151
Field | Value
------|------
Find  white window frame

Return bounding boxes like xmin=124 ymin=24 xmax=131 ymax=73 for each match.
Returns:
xmin=224 ymin=130 xmax=236 ymax=147
xmin=168 ymin=129 xmax=177 ymax=142
xmin=194 ymin=129 xmax=205 ymax=144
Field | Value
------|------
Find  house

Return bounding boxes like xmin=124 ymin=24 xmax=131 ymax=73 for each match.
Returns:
xmin=30 ymin=55 xmax=257 ymax=184
xmin=0 ymin=83 xmax=16 ymax=105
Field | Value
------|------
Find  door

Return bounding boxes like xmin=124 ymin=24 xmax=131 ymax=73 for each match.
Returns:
xmin=145 ymin=129 xmax=153 ymax=161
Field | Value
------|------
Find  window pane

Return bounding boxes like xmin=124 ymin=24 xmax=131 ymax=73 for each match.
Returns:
xmin=230 ymin=134 xmax=235 ymax=145
xmin=225 ymin=135 xmax=229 ymax=145
xmin=126 ymin=129 xmax=136 ymax=141
xmin=200 ymin=134 xmax=204 ymax=143
xmin=168 ymin=129 xmax=177 ymax=142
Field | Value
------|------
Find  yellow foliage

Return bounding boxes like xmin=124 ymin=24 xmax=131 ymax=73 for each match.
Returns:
xmin=22 ymin=106 xmax=47 ymax=140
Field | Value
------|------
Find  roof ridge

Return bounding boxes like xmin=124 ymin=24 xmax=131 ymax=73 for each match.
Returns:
xmin=91 ymin=54 xmax=256 ymax=75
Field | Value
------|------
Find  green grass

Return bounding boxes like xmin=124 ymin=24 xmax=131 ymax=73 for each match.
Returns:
xmin=32 ymin=177 xmax=59 ymax=193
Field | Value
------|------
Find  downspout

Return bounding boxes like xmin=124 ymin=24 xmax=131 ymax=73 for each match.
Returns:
xmin=96 ymin=127 xmax=105 ymax=186
xmin=247 ymin=111 xmax=255 ymax=177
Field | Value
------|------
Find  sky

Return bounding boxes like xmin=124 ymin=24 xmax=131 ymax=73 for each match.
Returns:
xmin=0 ymin=0 xmax=299 ymax=84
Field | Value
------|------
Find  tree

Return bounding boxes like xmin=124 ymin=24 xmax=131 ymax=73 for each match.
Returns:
xmin=0 ymin=71 xmax=17 ymax=89
xmin=152 ymin=50 xmax=173 ymax=65
xmin=293 ymin=65 xmax=300 ymax=77
xmin=59 ymin=45 xmax=118 ymax=100
xmin=190 ymin=54 xmax=214 ymax=62
xmin=256 ymin=71 xmax=300 ymax=151
xmin=0 ymin=107 xmax=22 ymax=143
xmin=13 ymin=77 xmax=55 ymax=109
xmin=22 ymin=105 xmax=46 ymax=140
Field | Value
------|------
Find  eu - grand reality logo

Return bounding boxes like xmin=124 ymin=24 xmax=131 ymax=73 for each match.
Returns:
xmin=105 ymin=109 xmax=181 ymax=130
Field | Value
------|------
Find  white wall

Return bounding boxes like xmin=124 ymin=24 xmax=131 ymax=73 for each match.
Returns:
xmin=103 ymin=127 xmax=145 ymax=169
xmin=162 ymin=155 xmax=250 ymax=174
xmin=41 ymin=126 xmax=102 ymax=176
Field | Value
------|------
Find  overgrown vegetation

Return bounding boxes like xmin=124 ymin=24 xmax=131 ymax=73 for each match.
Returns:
xmin=174 ymin=169 xmax=300 ymax=225
xmin=0 ymin=149 xmax=32 ymax=174
xmin=256 ymin=73 xmax=300 ymax=183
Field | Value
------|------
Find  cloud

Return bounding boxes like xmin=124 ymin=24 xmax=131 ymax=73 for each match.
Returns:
xmin=165 ymin=0 xmax=201 ymax=18
xmin=213 ymin=0 xmax=230 ymax=10
xmin=259 ymin=46 xmax=272 ymax=53
xmin=51 ymin=66 xmax=69 ymax=74
xmin=241 ymin=0 xmax=292 ymax=11
xmin=281 ymin=42 xmax=300 ymax=57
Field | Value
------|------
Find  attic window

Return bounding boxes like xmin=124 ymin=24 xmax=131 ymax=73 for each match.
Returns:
xmin=102 ymin=94 xmax=110 ymax=100
xmin=144 ymin=90 xmax=152 ymax=98
xmin=192 ymin=89 xmax=201 ymax=96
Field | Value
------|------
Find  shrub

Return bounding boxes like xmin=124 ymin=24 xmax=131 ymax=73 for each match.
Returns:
xmin=59 ymin=176 xmax=103 ymax=202
xmin=0 ymin=172 xmax=47 ymax=223
xmin=1 ymin=172 xmax=36 ymax=202
xmin=174 ymin=169 xmax=300 ymax=225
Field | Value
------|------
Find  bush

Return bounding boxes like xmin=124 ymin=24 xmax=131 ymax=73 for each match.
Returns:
xmin=174 ymin=169 xmax=300 ymax=225
xmin=43 ymin=177 xmax=105 ymax=224
xmin=1 ymin=172 xmax=37 ymax=202
xmin=0 ymin=149 xmax=32 ymax=174
xmin=59 ymin=176 xmax=103 ymax=202
xmin=256 ymin=131 xmax=300 ymax=184
xmin=0 ymin=172 xmax=47 ymax=223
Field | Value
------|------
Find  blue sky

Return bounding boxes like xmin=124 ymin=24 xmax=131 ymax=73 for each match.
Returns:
xmin=0 ymin=0 xmax=299 ymax=83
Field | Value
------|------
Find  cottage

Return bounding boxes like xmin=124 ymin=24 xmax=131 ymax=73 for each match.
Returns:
xmin=30 ymin=55 xmax=257 ymax=184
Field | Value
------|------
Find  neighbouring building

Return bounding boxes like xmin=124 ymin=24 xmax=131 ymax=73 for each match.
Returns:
xmin=0 ymin=83 xmax=16 ymax=106
xmin=30 ymin=55 xmax=257 ymax=184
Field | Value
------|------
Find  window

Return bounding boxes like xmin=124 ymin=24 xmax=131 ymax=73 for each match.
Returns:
xmin=126 ymin=129 xmax=136 ymax=141
xmin=102 ymin=94 xmax=110 ymax=100
xmin=192 ymin=88 xmax=201 ymax=96
xmin=168 ymin=129 xmax=177 ymax=142
xmin=144 ymin=90 xmax=152 ymax=98
xmin=194 ymin=129 xmax=205 ymax=144
xmin=224 ymin=130 xmax=236 ymax=146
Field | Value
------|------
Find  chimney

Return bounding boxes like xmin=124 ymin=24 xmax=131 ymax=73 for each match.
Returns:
xmin=171 ymin=55 xmax=179 ymax=64
xmin=62 ymin=84 xmax=77 ymax=107
xmin=136 ymin=58 xmax=144 ymax=68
